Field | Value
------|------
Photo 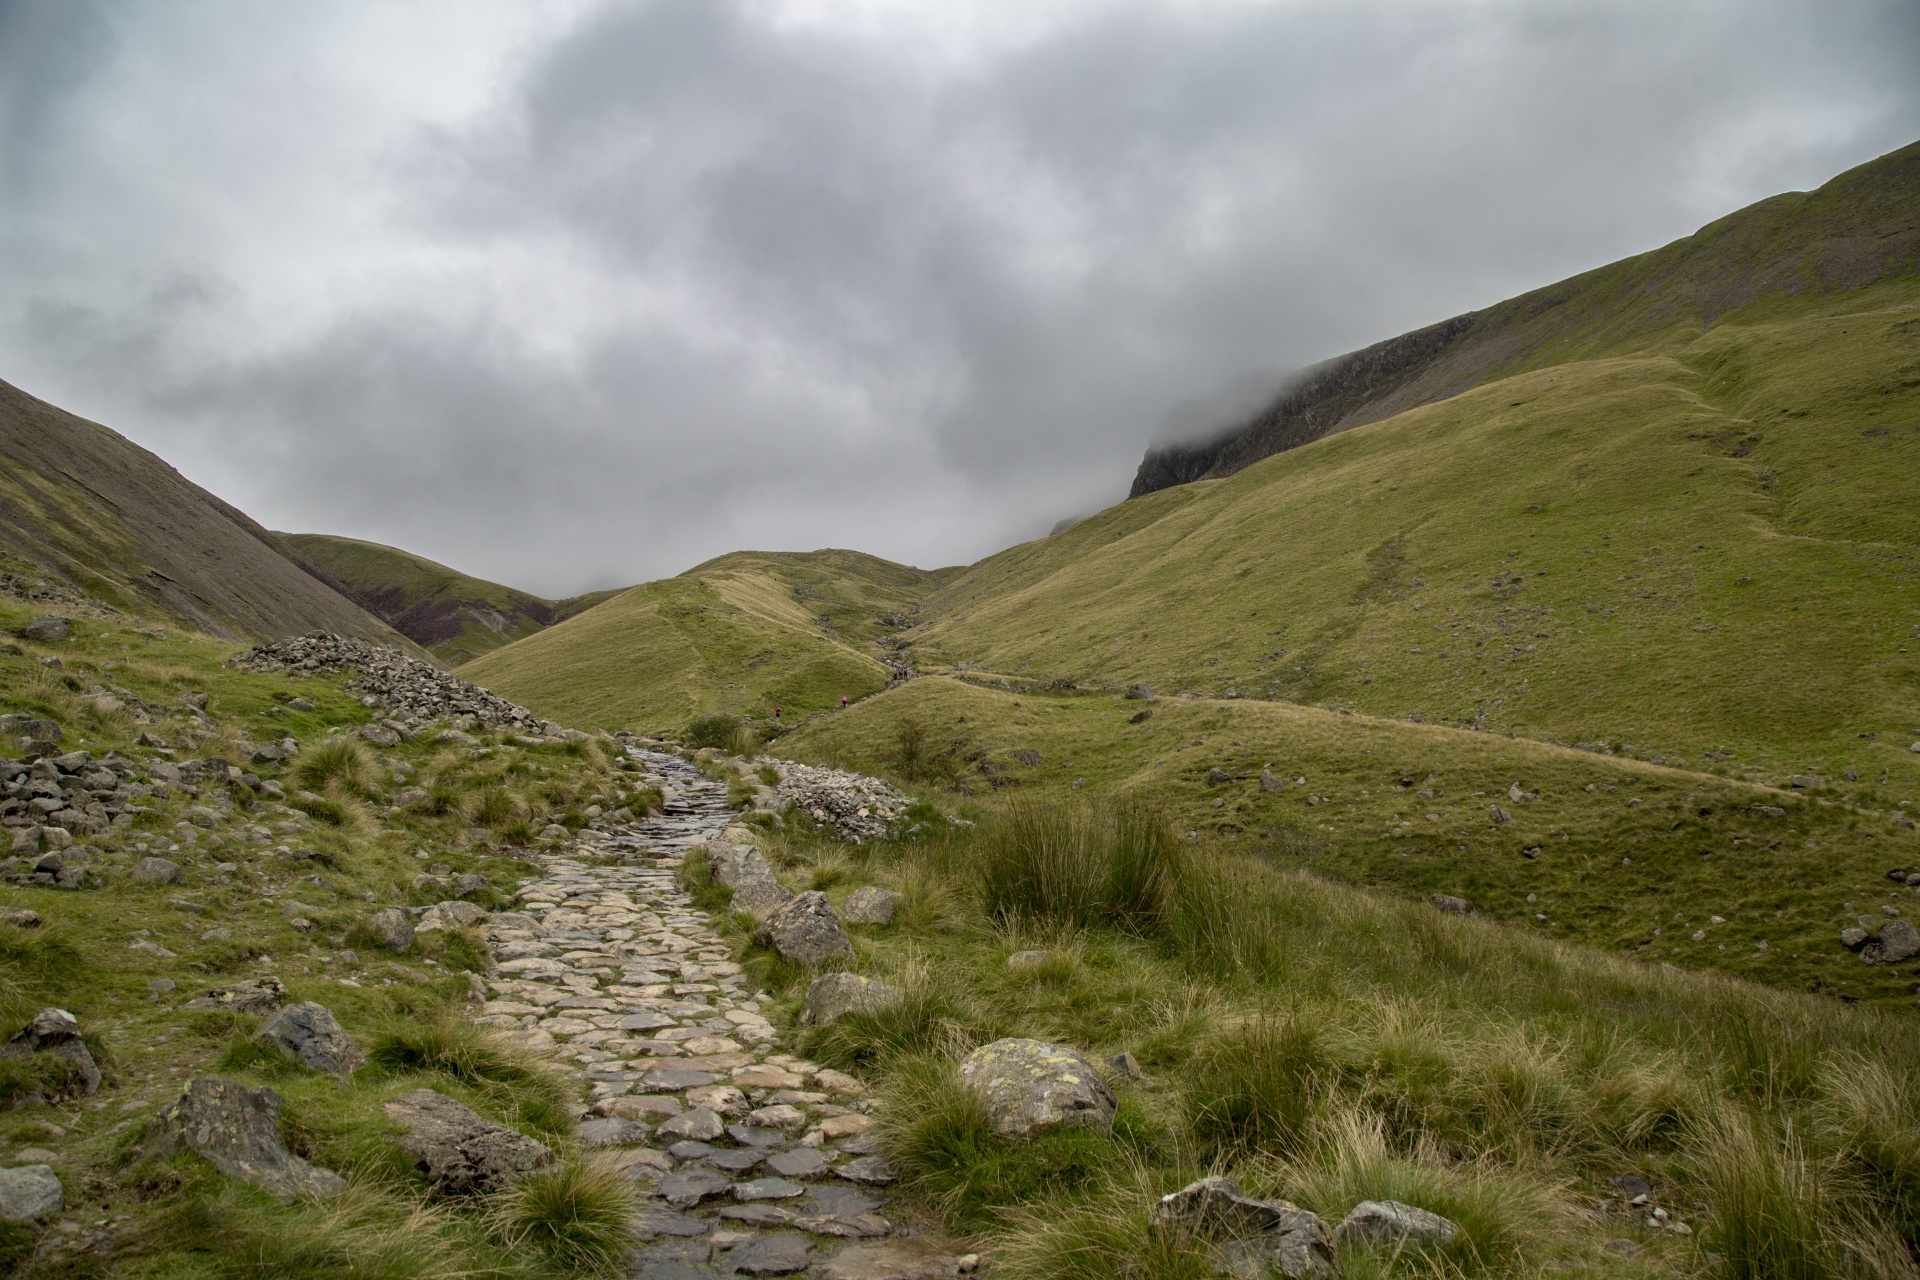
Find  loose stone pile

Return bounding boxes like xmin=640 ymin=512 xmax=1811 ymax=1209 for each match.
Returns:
xmin=764 ymin=762 xmax=911 ymax=844
xmin=475 ymin=746 xmax=974 ymax=1279
xmin=228 ymin=634 xmax=559 ymax=733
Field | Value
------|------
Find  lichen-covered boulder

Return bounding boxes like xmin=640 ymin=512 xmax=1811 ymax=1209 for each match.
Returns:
xmin=1150 ymin=1176 xmax=1334 ymax=1279
xmin=957 ymin=1038 xmax=1116 ymax=1139
xmin=0 ymin=1165 xmax=62 ymax=1221
xmin=382 ymin=1088 xmax=553 ymax=1194
xmin=362 ymin=907 xmax=414 ymax=953
xmin=710 ymin=844 xmax=795 ymax=918
xmin=147 ymin=1079 xmax=348 ymax=1202
xmin=415 ymin=900 xmax=488 ymax=933
xmin=0 ymin=1007 xmax=100 ymax=1098
xmin=841 ymin=887 xmax=903 ymax=926
xmin=755 ymin=891 xmax=854 ymax=965
xmin=801 ymin=972 xmax=905 ymax=1027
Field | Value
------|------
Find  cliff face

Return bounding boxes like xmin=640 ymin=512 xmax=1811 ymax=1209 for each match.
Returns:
xmin=1130 ymin=138 xmax=1920 ymax=497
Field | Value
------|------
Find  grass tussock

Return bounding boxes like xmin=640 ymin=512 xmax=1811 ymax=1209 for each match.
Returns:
xmin=977 ymin=797 xmax=1182 ymax=932
xmin=487 ymin=1157 xmax=634 ymax=1274
xmin=290 ymin=735 xmax=376 ymax=794
xmin=365 ymin=1015 xmax=577 ymax=1137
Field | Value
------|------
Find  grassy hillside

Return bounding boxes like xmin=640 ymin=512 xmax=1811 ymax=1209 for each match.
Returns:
xmin=1133 ymin=137 xmax=1920 ymax=493
xmin=909 ymin=279 xmax=1920 ymax=792
xmin=708 ymin=777 xmax=1920 ymax=1280
xmin=773 ymin=675 xmax=1920 ymax=1010
xmin=279 ymin=533 xmax=616 ymax=665
xmin=460 ymin=549 xmax=946 ymax=734
xmin=0 ymin=379 xmax=415 ymax=649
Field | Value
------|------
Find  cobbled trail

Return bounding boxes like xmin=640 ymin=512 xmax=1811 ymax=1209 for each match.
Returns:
xmin=476 ymin=747 xmax=954 ymax=1279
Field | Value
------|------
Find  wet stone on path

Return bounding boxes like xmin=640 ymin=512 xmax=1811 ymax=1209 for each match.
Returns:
xmin=472 ymin=746 xmax=944 ymax=1278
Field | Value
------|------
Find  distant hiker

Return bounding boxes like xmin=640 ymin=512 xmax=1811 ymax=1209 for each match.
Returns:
xmin=840 ymin=696 xmax=848 ymax=709
xmin=773 ymin=706 xmax=782 ymax=720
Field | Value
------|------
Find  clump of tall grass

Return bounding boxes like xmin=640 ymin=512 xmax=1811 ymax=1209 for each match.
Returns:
xmin=488 ymin=1158 xmax=634 ymax=1274
xmin=465 ymin=785 xmax=523 ymax=829
xmin=290 ymin=735 xmax=375 ymax=794
xmin=1185 ymin=1012 xmax=1332 ymax=1158
xmin=976 ymin=797 xmax=1182 ymax=932
xmin=366 ymin=1015 xmax=576 ymax=1136
xmin=685 ymin=712 xmax=751 ymax=755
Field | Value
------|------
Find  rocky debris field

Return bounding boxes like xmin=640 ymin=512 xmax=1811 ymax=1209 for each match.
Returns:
xmin=228 ymin=633 xmax=560 ymax=733
xmin=762 ymin=760 xmax=911 ymax=843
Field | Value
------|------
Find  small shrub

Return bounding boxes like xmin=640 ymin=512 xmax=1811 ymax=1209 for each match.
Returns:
xmin=466 ymin=785 xmax=521 ymax=829
xmin=490 ymin=1158 xmax=634 ymax=1274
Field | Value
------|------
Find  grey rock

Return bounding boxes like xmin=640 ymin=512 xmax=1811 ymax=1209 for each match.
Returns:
xmin=841 ymin=887 xmax=903 ymax=926
xmin=1429 ymin=894 xmax=1473 ymax=915
xmin=1864 ymin=918 xmax=1920 ymax=965
xmin=415 ymin=900 xmax=487 ymax=933
xmin=579 ymin=1117 xmax=651 ymax=1147
xmin=1489 ymin=805 xmax=1513 ymax=825
xmin=1125 ymin=684 xmax=1155 ymax=700
xmin=1107 ymin=1051 xmax=1145 ymax=1081
xmin=1260 ymin=767 xmax=1285 ymax=793
xmin=657 ymin=1108 xmax=727 ymax=1143
xmin=655 ymin=1166 xmax=732 ymax=1209
xmin=382 ymin=1088 xmax=554 ymax=1194
xmin=756 ymin=891 xmax=855 ymax=965
xmin=453 ymin=873 xmax=490 ymax=898
xmin=1206 ymin=767 xmax=1231 ymax=786
xmin=958 ymin=1038 xmax=1116 ymax=1140
xmin=634 ymin=1209 xmax=714 ymax=1237
xmin=358 ymin=724 xmax=402 ymax=748
xmin=802 ymin=972 xmax=905 ymax=1027
xmin=24 ymin=719 xmax=62 ymax=745
xmin=727 ymin=1233 xmax=813 ymax=1274
xmin=1335 ymin=1199 xmax=1459 ymax=1247
xmin=706 ymin=1148 xmax=765 ymax=1173
xmin=0 ymin=1008 xmax=100 ymax=1097
xmin=258 ymin=1003 xmax=365 ymax=1074
xmin=363 ymin=907 xmax=414 ymax=953
xmin=0 ymin=1165 xmax=63 ymax=1221
xmin=711 ymin=845 xmax=794 ymax=919
xmin=720 ymin=1202 xmax=794 ymax=1224
xmin=148 ymin=1078 xmax=348 ymax=1201
xmin=21 ymin=616 xmax=69 ymax=643
xmin=619 ymin=1010 xmax=677 ymax=1032
xmin=816 ymin=1238 xmax=969 ymax=1280
xmin=833 ymin=1155 xmax=896 ymax=1185
xmin=764 ymin=1147 xmax=831 ymax=1178
xmin=1005 ymin=950 xmax=1050 ymax=971
xmin=55 ymin=865 xmax=86 ymax=890
xmin=728 ymin=1124 xmax=787 ymax=1148
xmin=130 ymin=857 xmax=186 ymax=886
xmin=1842 ymin=927 xmax=1870 ymax=950
xmin=734 ymin=1176 xmax=807 ymax=1200
xmin=1150 ymin=1177 xmax=1334 ymax=1280
xmin=182 ymin=977 xmax=287 ymax=1015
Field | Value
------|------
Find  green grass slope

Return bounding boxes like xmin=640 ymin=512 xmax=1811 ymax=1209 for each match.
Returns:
xmin=0 ymin=379 xmax=416 ymax=649
xmin=774 ymin=674 xmax=1920 ymax=1009
xmin=1133 ymin=137 xmax=1920 ymax=492
xmin=910 ymin=279 xmax=1920 ymax=793
xmin=459 ymin=549 xmax=946 ymax=733
xmin=278 ymin=533 xmax=614 ymax=665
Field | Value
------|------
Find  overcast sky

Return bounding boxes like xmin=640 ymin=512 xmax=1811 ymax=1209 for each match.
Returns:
xmin=2 ymin=0 xmax=1916 ymax=595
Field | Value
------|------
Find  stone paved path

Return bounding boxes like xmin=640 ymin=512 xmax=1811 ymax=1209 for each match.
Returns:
xmin=475 ymin=747 xmax=962 ymax=1279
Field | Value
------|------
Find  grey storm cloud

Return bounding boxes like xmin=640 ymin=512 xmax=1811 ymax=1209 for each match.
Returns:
xmin=2 ymin=0 xmax=1917 ymax=594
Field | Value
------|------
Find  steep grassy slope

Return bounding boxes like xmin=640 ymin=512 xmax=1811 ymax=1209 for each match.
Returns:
xmin=1133 ymin=137 xmax=1920 ymax=493
xmin=461 ymin=549 xmax=946 ymax=733
xmin=910 ymin=280 xmax=1920 ymax=792
xmin=279 ymin=533 xmax=617 ymax=664
xmin=0 ymin=379 xmax=416 ymax=649
xmin=773 ymin=675 xmax=1920 ymax=1009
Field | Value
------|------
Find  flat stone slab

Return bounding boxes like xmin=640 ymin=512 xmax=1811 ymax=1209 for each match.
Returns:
xmin=735 ymin=1176 xmax=807 ymax=1201
xmin=656 ymin=1166 xmax=733 ymax=1209
xmin=816 ymin=1238 xmax=971 ymax=1280
xmin=725 ymin=1232 xmax=812 ymax=1275
xmin=765 ymin=1147 xmax=832 ymax=1178
xmin=834 ymin=1155 xmax=896 ymax=1185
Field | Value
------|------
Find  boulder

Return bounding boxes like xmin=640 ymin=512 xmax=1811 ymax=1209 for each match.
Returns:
xmin=148 ymin=1079 xmax=349 ymax=1201
xmin=1335 ymin=1199 xmax=1460 ymax=1248
xmin=0 ymin=1008 xmax=100 ymax=1097
xmin=130 ymin=857 xmax=186 ymax=886
xmin=258 ymin=1003 xmax=365 ymax=1075
xmin=182 ymin=977 xmax=287 ymax=1015
xmin=415 ymin=900 xmax=488 ymax=933
xmin=756 ymin=891 xmax=855 ymax=965
xmin=382 ymin=1088 xmax=553 ymax=1194
xmin=20 ymin=616 xmax=69 ymax=643
xmin=1125 ymin=684 xmax=1155 ymax=700
xmin=453 ymin=873 xmax=490 ymax=899
xmin=957 ymin=1038 xmax=1116 ymax=1140
xmin=656 ymin=1108 xmax=726 ymax=1142
xmin=1863 ymin=918 xmax=1920 ymax=965
xmin=0 ymin=1165 xmax=62 ymax=1221
xmin=1429 ymin=894 xmax=1473 ymax=916
xmin=1150 ymin=1176 xmax=1334 ymax=1279
xmin=802 ymin=972 xmax=905 ymax=1027
xmin=711 ymin=844 xmax=795 ymax=918
xmin=1206 ymin=767 xmax=1232 ymax=786
xmin=1260 ymin=767 xmax=1285 ymax=793
xmin=363 ymin=907 xmax=415 ymax=953
xmin=358 ymin=724 xmax=401 ymax=748
xmin=841 ymin=887 xmax=903 ymax=926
